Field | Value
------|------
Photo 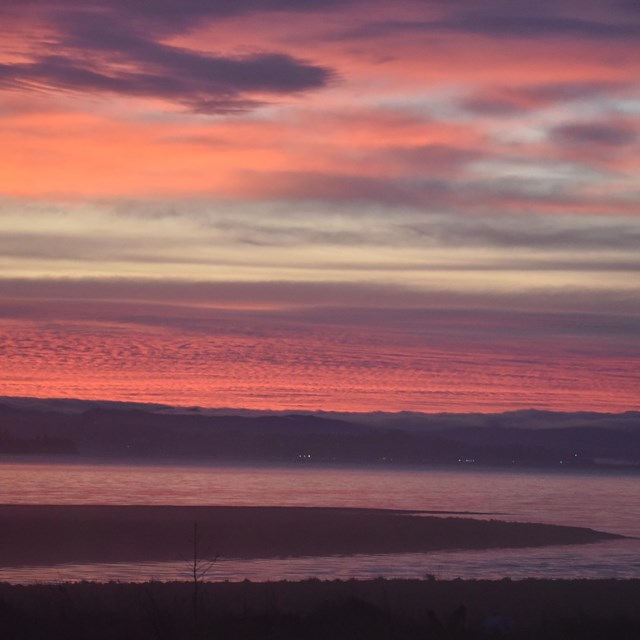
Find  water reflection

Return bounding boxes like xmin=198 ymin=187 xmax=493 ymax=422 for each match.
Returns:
xmin=1 ymin=459 xmax=637 ymax=536
xmin=2 ymin=459 xmax=638 ymax=583
xmin=2 ymin=539 xmax=639 ymax=584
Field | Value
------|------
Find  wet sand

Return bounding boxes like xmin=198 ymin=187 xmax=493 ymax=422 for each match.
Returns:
xmin=0 ymin=505 xmax=622 ymax=567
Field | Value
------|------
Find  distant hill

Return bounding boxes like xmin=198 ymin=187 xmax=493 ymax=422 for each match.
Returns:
xmin=0 ymin=398 xmax=638 ymax=469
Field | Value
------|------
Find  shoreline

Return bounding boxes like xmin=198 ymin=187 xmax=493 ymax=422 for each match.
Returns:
xmin=0 ymin=505 xmax=622 ymax=567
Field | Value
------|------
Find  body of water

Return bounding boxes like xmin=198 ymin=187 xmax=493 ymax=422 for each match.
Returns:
xmin=1 ymin=459 xmax=638 ymax=583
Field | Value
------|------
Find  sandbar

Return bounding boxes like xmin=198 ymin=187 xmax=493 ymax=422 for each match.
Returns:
xmin=0 ymin=505 xmax=622 ymax=567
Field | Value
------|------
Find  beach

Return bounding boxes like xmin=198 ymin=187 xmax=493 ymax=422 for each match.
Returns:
xmin=0 ymin=504 xmax=621 ymax=567
xmin=0 ymin=503 xmax=637 ymax=637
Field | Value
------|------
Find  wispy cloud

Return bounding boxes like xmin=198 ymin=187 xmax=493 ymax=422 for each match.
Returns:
xmin=460 ymin=81 xmax=637 ymax=116
xmin=0 ymin=2 xmax=334 ymax=113
xmin=345 ymin=1 xmax=640 ymax=41
xmin=1 ymin=0 xmax=638 ymax=410
xmin=1 ymin=278 xmax=637 ymax=411
xmin=550 ymin=120 xmax=638 ymax=147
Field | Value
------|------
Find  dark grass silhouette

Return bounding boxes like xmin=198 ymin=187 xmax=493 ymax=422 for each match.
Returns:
xmin=0 ymin=579 xmax=639 ymax=639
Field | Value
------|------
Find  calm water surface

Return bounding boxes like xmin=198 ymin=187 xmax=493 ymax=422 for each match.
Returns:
xmin=1 ymin=459 xmax=638 ymax=583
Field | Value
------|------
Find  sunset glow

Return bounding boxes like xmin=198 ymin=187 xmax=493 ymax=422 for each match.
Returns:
xmin=1 ymin=0 xmax=638 ymax=411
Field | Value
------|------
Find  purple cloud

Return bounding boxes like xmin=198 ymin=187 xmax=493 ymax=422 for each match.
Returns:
xmin=346 ymin=1 xmax=640 ymax=42
xmin=551 ymin=121 xmax=638 ymax=147
xmin=461 ymin=81 xmax=634 ymax=116
xmin=0 ymin=3 xmax=334 ymax=113
xmin=436 ymin=12 xmax=640 ymax=39
xmin=1 ymin=1 xmax=348 ymax=32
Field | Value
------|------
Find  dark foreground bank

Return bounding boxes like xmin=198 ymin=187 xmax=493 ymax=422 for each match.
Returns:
xmin=0 ymin=505 xmax=622 ymax=566
xmin=0 ymin=578 xmax=639 ymax=639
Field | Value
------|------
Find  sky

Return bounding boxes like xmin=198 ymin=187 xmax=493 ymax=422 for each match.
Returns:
xmin=0 ymin=0 xmax=639 ymax=412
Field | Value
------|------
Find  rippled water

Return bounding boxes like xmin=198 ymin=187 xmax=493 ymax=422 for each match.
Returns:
xmin=1 ymin=459 xmax=639 ymax=583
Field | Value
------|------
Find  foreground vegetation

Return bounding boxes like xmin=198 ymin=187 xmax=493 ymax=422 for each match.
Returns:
xmin=1 ymin=578 xmax=639 ymax=639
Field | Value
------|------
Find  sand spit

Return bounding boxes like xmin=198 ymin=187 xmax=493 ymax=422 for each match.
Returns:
xmin=0 ymin=505 xmax=622 ymax=567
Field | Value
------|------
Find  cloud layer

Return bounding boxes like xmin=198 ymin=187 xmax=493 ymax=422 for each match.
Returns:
xmin=1 ymin=0 xmax=638 ymax=411
xmin=0 ymin=3 xmax=332 ymax=114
